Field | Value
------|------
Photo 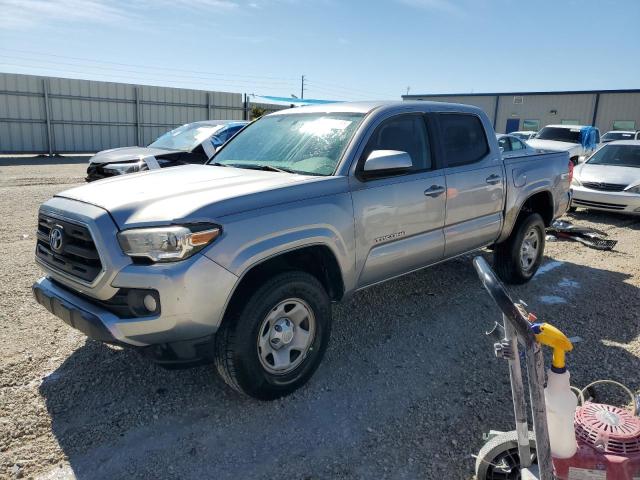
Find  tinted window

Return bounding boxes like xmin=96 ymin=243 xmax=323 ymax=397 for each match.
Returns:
xmin=498 ymin=136 xmax=511 ymax=152
xmin=439 ymin=114 xmax=489 ymax=167
xmin=363 ymin=114 xmax=431 ymax=172
xmin=535 ymin=127 xmax=581 ymax=143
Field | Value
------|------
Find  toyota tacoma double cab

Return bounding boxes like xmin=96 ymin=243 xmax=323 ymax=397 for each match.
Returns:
xmin=33 ymin=101 xmax=571 ymax=400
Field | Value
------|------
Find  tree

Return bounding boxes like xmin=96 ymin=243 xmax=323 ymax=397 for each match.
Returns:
xmin=250 ymin=106 xmax=266 ymax=120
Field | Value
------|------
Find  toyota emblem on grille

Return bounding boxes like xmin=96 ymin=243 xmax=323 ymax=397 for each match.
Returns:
xmin=49 ymin=227 xmax=64 ymax=253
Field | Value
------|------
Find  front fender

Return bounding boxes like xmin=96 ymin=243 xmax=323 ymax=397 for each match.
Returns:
xmin=202 ymin=192 xmax=357 ymax=292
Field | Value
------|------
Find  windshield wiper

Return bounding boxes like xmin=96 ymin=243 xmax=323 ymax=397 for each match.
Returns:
xmin=210 ymin=162 xmax=228 ymax=167
xmin=229 ymin=163 xmax=297 ymax=174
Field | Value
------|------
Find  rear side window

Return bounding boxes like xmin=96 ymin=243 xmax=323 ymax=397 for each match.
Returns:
xmin=439 ymin=113 xmax=489 ymax=167
xmin=510 ymin=138 xmax=525 ymax=150
xmin=498 ymin=136 xmax=511 ymax=152
xmin=362 ymin=114 xmax=431 ymax=172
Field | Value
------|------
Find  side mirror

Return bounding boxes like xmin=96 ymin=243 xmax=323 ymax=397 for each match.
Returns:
xmin=363 ymin=150 xmax=412 ymax=175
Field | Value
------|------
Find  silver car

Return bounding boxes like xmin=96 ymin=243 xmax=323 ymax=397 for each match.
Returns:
xmin=496 ymin=134 xmax=538 ymax=158
xmin=571 ymin=140 xmax=640 ymax=214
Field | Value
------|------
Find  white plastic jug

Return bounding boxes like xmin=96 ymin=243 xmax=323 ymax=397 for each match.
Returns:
xmin=545 ymin=370 xmax=578 ymax=458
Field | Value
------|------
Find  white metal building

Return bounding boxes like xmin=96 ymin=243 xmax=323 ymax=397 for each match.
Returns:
xmin=402 ymin=89 xmax=640 ymax=134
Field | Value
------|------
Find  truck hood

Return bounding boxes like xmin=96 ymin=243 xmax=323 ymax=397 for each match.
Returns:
xmin=89 ymin=146 xmax=182 ymax=165
xmin=575 ymin=163 xmax=640 ymax=187
xmin=526 ymin=139 xmax=580 ymax=153
xmin=57 ymin=164 xmax=344 ymax=228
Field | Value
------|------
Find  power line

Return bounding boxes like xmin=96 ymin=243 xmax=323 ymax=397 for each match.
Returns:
xmin=0 ymin=47 xmax=298 ymax=82
xmin=0 ymin=62 xmax=297 ymax=93
xmin=0 ymin=54 xmax=295 ymax=88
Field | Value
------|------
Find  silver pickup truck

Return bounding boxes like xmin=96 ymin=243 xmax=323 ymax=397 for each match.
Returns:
xmin=33 ymin=101 xmax=571 ymax=399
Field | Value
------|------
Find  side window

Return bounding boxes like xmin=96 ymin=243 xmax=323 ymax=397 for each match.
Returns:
xmin=498 ymin=136 xmax=511 ymax=152
xmin=510 ymin=138 xmax=525 ymax=150
xmin=362 ymin=114 xmax=431 ymax=173
xmin=439 ymin=113 xmax=490 ymax=167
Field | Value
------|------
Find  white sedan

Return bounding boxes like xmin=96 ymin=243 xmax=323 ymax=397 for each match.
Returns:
xmin=571 ymin=140 xmax=640 ymax=215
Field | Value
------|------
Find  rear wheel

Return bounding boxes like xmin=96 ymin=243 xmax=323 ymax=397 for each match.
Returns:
xmin=494 ymin=213 xmax=545 ymax=284
xmin=214 ymin=271 xmax=331 ymax=400
xmin=475 ymin=431 xmax=537 ymax=480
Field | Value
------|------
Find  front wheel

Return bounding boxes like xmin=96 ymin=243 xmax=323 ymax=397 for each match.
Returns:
xmin=214 ymin=271 xmax=331 ymax=400
xmin=475 ymin=431 xmax=537 ymax=480
xmin=494 ymin=213 xmax=545 ymax=284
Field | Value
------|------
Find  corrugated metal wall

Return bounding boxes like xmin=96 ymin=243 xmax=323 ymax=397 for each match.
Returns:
xmin=0 ymin=72 xmax=287 ymax=154
xmin=403 ymin=91 xmax=640 ymax=134
xmin=495 ymin=93 xmax=597 ymax=133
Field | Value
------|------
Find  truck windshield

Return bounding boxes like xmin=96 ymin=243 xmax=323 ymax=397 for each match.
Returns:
xmin=149 ymin=123 xmax=224 ymax=151
xmin=601 ymin=132 xmax=634 ymax=142
xmin=209 ymin=113 xmax=364 ymax=176
xmin=534 ymin=127 xmax=581 ymax=144
xmin=586 ymin=144 xmax=640 ymax=168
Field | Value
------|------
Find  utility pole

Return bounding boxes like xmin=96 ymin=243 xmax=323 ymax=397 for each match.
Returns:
xmin=406 ymin=86 xmax=410 ymax=96
xmin=301 ymin=75 xmax=305 ymax=99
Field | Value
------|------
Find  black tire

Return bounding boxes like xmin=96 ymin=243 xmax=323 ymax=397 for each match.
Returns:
xmin=475 ymin=430 xmax=537 ymax=480
xmin=494 ymin=213 xmax=545 ymax=285
xmin=214 ymin=271 xmax=331 ymax=400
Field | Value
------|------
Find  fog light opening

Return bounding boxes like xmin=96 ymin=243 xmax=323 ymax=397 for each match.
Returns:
xmin=143 ymin=294 xmax=157 ymax=312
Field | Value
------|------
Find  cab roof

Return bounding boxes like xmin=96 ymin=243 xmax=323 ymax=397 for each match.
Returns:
xmin=268 ymin=100 xmax=484 ymax=116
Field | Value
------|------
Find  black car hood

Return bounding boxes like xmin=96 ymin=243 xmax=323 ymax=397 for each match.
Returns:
xmin=88 ymin=146 xmax=182 ymax=165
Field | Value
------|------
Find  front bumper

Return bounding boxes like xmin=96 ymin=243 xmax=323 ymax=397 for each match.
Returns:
xmin=34 ymin=252 xmax=238 ymax=347
xmin=33 ymin=277 xmax=122 ymax=345
xmin=571 ymin=187 xmax=640 ymax=215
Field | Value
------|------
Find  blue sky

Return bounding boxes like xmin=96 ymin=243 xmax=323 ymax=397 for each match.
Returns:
xmin=1 ymin=0 xmax=639 ymax=101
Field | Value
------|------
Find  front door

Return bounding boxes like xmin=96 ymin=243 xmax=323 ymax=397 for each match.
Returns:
xmin=351 ymin=113 xmax=446 ymax=288
xmin=437 ymin=112 xmax=506 ymax=257
xmin=505 ymin=118 xmax=520 ymax=133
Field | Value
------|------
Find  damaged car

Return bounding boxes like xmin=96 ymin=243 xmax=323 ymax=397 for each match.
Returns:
xmin=86 ymin=120 xmax=248 ymax=181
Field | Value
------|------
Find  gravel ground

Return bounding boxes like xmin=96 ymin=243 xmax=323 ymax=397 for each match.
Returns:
xmin=0 ymin=159 xmax=638 ymax=480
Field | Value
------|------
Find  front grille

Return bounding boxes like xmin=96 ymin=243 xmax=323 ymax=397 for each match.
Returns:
xmin=36 ymin=214 xmax=103 ymax=283
xmin=582 ymin=181 xmax=627 ymax=192
xmin=573 ymin=199 xmax=627 ymax=210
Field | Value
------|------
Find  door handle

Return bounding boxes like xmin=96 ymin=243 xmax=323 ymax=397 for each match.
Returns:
xmin=486 ymin=174 xmax=501 ymax=185
xmin=424 ymin=185 xmax=445 ymax=197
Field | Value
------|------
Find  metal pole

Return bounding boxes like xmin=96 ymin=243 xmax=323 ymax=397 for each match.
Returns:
xmin=504 ymin=314 xmax=532 ymax=468
xmin=42 ymin=78 xmax=53 ymax=156
xmin=524 ymin=342 xmax=554 ymax=480
xmin=493 ymin=95 xmax=500 ymax=130
xmin=135 ymin=87 xmax=141 ymax=147
xmin=591 ymin=93 xmax=600 ymax=128
xmin=243 ymin=93 xmax=248 ymax=121
xmin=301 ymin=75 xmax=304 ymax=100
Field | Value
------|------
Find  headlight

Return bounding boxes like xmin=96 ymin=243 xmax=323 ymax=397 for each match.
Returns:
xmin=117 ymin=224 xmax=221 ymax=262
xmin=103 ymin=161 xmax=144 ymax=175
xmin=625 ymin=184 xmax=640 ymax=194
xmin=571 ymin=177 xmax=582 ymax=187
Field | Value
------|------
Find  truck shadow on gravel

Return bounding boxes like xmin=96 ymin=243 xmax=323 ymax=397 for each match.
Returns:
xmin=38 ymin=255 xmax=639 ymax=480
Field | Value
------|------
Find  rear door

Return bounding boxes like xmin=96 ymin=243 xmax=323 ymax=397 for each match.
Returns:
xmin=437 ymin=112 xmax=505 ymax=257
xmin=351 ymin=113 xmax=446 ymax=288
